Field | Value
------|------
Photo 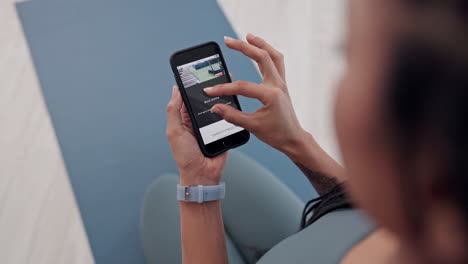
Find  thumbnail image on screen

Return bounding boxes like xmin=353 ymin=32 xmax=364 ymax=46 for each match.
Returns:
xmin=177 ymin=54 xmax=225 ymax=88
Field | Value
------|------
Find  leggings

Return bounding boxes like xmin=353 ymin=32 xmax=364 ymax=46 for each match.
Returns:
xmin=140 ymin=150 xmax=304 ymax=264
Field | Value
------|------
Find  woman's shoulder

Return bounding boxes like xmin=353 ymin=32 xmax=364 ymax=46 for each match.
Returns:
xmin=257 ymin=209 xmax=375 ymax=264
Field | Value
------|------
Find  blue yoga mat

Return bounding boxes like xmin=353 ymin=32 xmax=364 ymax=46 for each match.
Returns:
xmin=16 ymin=0 xmax=315 ymax=263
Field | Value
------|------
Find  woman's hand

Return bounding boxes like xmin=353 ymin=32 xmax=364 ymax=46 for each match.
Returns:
xmin=204 ymin=34 xmax=307 ymax=156
xmin=166 ymin=86 xmax=227 ymax=186
xmin=168 ymin=87 xmax=229 ymax=264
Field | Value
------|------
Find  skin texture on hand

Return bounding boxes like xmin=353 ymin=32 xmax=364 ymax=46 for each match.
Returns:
xmin=166 ymin=85 xmax=227 ymax=186
xmin=205 ymin=34 xmax=344 ymax=194
xmin=205 ymin=34 xmax=305 ymax=154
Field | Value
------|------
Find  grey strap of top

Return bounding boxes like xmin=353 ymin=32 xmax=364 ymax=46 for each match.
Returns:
xmin=257 ymin=209 xmax=375 ymax=264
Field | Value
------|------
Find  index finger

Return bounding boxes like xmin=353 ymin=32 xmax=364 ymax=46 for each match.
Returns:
xmin=224 ymin=36 xmax=282 ymax=84
xmin=204 ymin=80 xmax=269 ymax=104
xmin=246 ymin=33 xmax=286 ymax=81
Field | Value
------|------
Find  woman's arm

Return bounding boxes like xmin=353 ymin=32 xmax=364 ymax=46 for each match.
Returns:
xmin=179 ymin=201 xmax=227 ymax=264
xmin=283 ymin=130 xmax=344 ymax=196
xmin=166 ymin=86 xmax=229 ymax=264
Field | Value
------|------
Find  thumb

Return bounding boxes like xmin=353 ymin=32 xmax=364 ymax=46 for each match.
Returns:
xmin=211 ymin=104 xmax=253 ymax=130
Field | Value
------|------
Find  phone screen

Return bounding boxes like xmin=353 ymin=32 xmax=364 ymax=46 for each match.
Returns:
xmin=176 ymin=54 xmax=244 ymax=145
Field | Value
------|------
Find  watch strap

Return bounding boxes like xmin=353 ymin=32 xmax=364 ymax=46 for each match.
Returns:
xmin=177 ymin=182 xmax=225 ymax=203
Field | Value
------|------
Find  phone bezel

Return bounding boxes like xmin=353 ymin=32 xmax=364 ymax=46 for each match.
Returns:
xmin=170 ymin=41 xmax=250 ymax=157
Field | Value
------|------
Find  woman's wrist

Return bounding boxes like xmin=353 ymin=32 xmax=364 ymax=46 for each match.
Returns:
xmin=179 ymin=171 xmax=222 ymax=186
xmin=281 ymin=129 xmax=318 ymax=163
xmin=282 ymin=129 xmax=345 ymax=192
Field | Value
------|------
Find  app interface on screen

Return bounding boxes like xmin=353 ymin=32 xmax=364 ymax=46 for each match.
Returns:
xmin=177 ymin=54 xmax=244 ymax=145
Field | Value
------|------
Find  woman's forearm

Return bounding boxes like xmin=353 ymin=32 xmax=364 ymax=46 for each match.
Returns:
xmin=179 ymin=201 xmax=228 ymax=264
xmin=282 ymin=130 xmax=345 ymax=196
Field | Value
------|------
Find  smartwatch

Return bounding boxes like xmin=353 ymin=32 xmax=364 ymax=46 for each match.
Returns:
xmin=177 ymin=183 xmax=225 ymax=203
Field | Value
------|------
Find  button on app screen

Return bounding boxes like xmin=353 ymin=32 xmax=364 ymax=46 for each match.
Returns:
xmin=177 ymin=54 xmax=244 ymax=145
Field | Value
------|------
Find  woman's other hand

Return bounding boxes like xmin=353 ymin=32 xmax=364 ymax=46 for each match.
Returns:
xmin=204 ymin=34 xmax=307 ymax=156
xmin=166 ymin=86 xmax=227 ymax=186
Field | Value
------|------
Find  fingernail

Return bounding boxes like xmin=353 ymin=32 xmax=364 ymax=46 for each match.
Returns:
xmin=204 ymin=87 xmax=213 ymax=92
xmin=172 ymin=85 xmax=177 ymax=96
xmin=224 ymin=36 xmax=234 ymax=42
xmin=246 ymin=32 xmax=255 ymax=39
xmin=210 ymin=105 xmax=221 ymax=114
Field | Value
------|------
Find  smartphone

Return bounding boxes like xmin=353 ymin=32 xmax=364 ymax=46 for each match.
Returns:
xmin=170 ymin=41 xmax=250 ymax=157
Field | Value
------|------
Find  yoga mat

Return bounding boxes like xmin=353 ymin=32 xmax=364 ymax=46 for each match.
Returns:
xmin=16 ymin=0 xmax=315 ymax=263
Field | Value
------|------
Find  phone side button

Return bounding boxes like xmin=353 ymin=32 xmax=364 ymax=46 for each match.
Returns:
xmin=222 ymin=139 xmax=232 ymax=147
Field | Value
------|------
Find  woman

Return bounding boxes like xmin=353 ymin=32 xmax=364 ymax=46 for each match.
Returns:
xmin=154 ymin=0 xmax=468 ymax=263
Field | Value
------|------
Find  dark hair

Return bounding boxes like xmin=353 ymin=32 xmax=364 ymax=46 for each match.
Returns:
xmin=300 ymin=184 xmax=352 ymax=230
xmin=388 ymin=0 xmax=468 ymax=237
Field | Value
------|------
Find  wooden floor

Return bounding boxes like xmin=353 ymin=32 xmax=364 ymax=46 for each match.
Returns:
xmin=0 ymin=0 xmax=94 ymax=263
xmin=0 ymin=0 xmax=344 ymax=263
